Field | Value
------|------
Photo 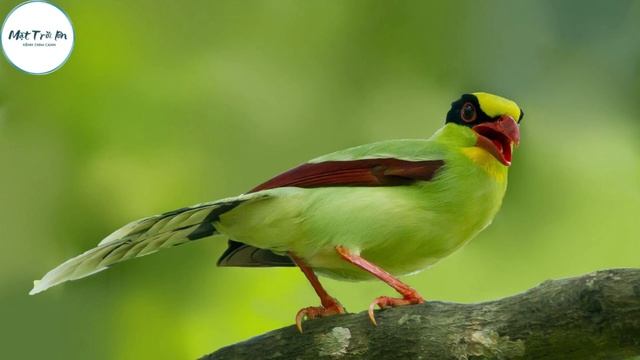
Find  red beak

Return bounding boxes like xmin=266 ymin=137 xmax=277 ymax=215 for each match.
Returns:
xmin=472 ymin=115 xmax=520 ymax=166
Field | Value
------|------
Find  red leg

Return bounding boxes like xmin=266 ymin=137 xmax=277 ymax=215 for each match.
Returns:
xmin=290 ymin=253 xmax=345 ymax=333
xmin=336 ymin=245 xmax=424 ymax=325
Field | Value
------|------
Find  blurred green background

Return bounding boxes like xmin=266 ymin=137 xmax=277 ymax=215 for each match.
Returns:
xmin=1 ymin=1 xmax=639 ymax=359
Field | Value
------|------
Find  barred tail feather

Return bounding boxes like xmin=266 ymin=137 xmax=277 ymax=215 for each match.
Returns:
xmin=29 ymin=198 xmax=245 ymax=295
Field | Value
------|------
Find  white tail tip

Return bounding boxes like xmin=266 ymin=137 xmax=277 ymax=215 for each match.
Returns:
xmin=29 ymin=280 xmax=44 ymax=295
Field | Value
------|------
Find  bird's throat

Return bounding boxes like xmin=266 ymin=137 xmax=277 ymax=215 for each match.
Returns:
xmin=461 ymin=147 xmax=508 ymax=182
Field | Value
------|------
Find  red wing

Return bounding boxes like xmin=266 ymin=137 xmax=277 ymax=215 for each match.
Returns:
xmin=249 ymin=158 xmax=444 ymax=193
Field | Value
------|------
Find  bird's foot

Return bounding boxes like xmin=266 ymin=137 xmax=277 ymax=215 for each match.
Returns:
xmin=295 ymin=299 xmax=346 ymax=333
xmin=368 ymin=292 xmax=424 ymax=326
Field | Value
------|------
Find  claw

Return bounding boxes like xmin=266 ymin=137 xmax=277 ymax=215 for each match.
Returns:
xmin=295 ymin=301 xmax=346 ymax=333
xmin=368 ymin=301 xmax=379 ymax=326
xmin=367 ymin=294 xmax=424 ymax=326
xmin=295 ymin=307 xmax=316 ymax=333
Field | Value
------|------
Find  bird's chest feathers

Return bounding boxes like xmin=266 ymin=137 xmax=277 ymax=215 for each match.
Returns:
xmin=461 ymin=146 xmax=508 ymax=182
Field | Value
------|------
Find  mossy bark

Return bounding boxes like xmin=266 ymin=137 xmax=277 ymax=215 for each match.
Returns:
xmin=202 ymin=268 xmax=640 ymax=359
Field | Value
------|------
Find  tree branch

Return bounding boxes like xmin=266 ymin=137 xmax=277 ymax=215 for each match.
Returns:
xmin=202 ymin=268 xmax=640 ymax=359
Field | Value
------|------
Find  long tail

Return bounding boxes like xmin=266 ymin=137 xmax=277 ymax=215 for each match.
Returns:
xmin=29 ymin=198 xmax=246 ymax=295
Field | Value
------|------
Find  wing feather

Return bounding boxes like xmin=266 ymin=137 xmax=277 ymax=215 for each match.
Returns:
xmin=250 ymin=158 xmax=444 ymax=192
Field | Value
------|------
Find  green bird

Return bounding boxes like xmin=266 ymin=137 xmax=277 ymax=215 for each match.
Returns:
xmin=30 ymin=92 xmax=523 ymax=331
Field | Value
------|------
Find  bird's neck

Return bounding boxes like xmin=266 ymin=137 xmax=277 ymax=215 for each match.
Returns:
xmin=432 ymin=123 xmax=509 ymax=182
xmin=429 ymin=123 xmax=476 ymax=146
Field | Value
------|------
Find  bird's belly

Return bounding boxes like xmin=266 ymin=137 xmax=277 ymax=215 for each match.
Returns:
xmin=311 ymin=236 xmax=447 ymax=281
xmin=308 ymin=219 xmax=477 ymax=281
xmin=302 ymin=185 xmax=505 ymax=281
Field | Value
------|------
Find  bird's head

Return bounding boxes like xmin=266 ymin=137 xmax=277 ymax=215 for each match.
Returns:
xmin=446 ymin=92 xmax=523 ymax=166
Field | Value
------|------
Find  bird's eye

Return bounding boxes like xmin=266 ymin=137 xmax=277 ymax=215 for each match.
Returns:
xmin=460 ymin=102 xmax=477 ymax=123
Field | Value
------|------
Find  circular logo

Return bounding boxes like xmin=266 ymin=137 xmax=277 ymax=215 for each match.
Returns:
xmin=1 ymin=1 xmax=74 ymax=74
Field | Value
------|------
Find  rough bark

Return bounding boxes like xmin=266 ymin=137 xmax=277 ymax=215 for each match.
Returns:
xmin=202 ymin=268 xmax=640 ymax=360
